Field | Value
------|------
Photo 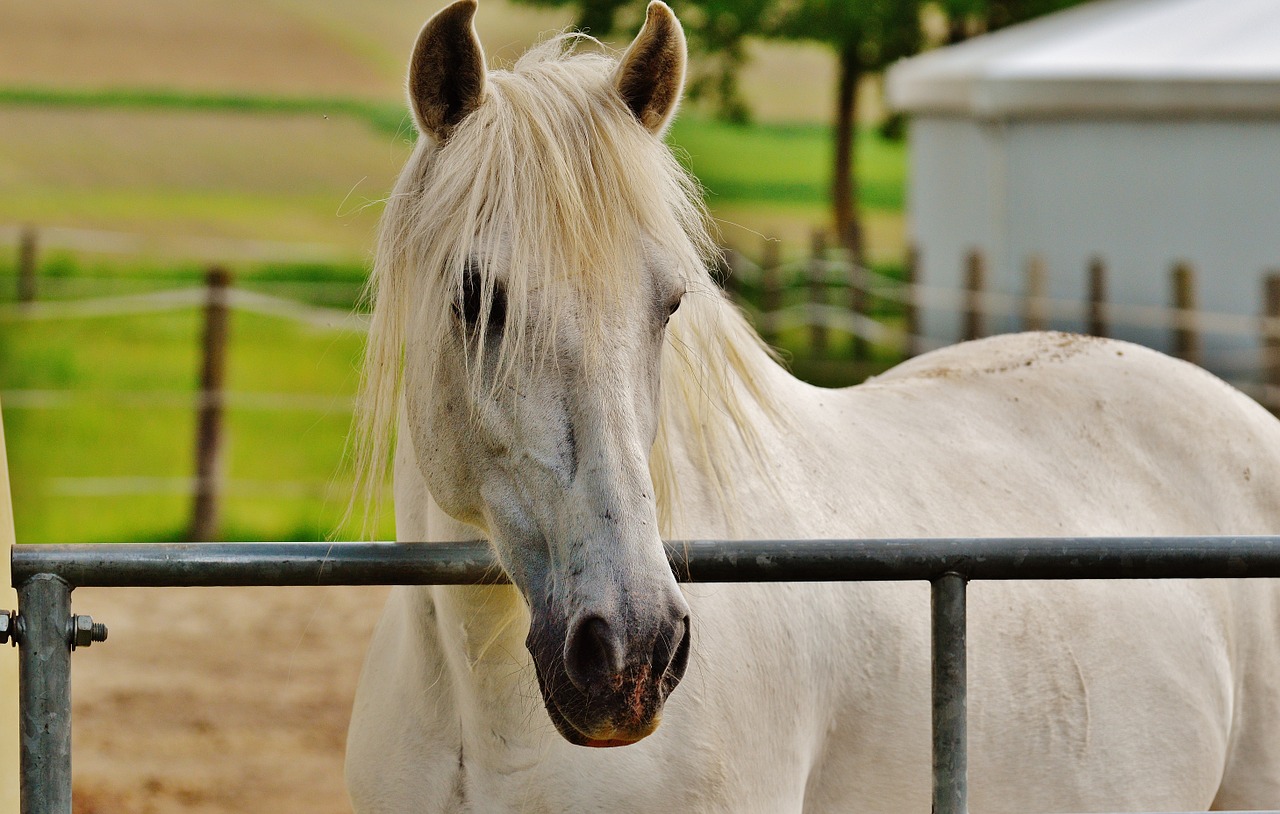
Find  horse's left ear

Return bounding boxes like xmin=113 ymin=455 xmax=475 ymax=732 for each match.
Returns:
xmin=613 ymin=1 xmax=687 ymax=136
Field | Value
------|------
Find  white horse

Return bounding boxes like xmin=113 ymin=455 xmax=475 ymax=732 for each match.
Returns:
xmin=345 ymin=2 xmax=1280 ymax=811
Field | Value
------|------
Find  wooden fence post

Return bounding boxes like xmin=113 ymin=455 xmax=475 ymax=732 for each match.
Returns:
xmin=1087 ymin=256 xmax=1107 ymax=338
xmin=17 ymin=226 xmax=37 ymax=303
xmin=1265 ymin=273 xmax=1280 ymax=405
xmin=848 ymin=240 xmax=868 ymax=362
xmin=760 ymin=239 xmax=782 ymax=346
xmin=1023 ymin=255 xmax=1046 ymax=332
xmin=963 ymin=249 xmax=985 ymax=342
xmin=1171 ymin=261 xmax=1200 ymax=366
xmin=720 ymin=248 xmax=741 ymax=302
xmin=904 ymin=244 xmax=919 ymax=357
xmin=190 ymin=267 xmax=231 ymax=542
xmin=808 ymin=231 xmax=828 ymax=357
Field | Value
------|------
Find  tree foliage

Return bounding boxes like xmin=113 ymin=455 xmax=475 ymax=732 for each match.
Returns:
xmin=512 ymin=0 xmax=1091 ymax=255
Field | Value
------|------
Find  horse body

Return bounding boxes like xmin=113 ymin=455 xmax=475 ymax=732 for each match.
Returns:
xmin=345 ymin=3 xmax=1280 ymax=810
xmin=350 ymin=331 xmax=1280 ymax=812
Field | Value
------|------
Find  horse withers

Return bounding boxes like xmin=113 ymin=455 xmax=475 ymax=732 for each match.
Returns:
xmin=345 ymin=2 xmax=1280 ymax=811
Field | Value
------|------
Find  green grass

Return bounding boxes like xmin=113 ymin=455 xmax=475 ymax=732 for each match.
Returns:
xmin=668 ymin=118 xmax=905 ymax=211
xmin=0 ymin=254 xmax=906 ymax=544
xmin=0 ymin=85 xmax=905 ymax=216
xmin=0 ymin=86 xmax=413 ymax=140
xmin=0 ymin=303 xmax=390 ymax=543
xmin=0 ymin=254 xmax=369 ymax=308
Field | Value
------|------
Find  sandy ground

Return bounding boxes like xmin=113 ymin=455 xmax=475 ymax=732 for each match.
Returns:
xmin=68 ymin=584 xmax=391 ymax=814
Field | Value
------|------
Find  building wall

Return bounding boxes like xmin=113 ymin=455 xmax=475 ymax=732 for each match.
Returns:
xmin=909 ymin=115 xmax=1280 ymax=379
xmin=908 ymin=116 xmax=1006 ymax=346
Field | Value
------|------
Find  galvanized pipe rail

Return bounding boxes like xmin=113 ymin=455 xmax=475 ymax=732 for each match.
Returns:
xmin=11 ymin=535 xmax=1280 ymax=814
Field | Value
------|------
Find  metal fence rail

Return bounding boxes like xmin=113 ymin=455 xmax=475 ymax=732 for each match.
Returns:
xmin=11 ymin=536 xmax=1280 ymax=814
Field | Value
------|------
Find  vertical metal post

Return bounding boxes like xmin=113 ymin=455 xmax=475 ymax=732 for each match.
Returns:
xmin=17 ymin=575 xmax=73 ymax=814
xmin=932 ymin=572 xmax=968 ymax=814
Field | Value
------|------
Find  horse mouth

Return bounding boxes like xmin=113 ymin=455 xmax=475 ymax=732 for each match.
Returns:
xmin=532 ymin=654 xmax=665 ymax=748
xmin=542 ymin=691 xmax=658 ymax=748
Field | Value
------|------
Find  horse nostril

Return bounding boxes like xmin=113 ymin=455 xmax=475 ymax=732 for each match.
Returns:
xmin=655 ymin=614 xmax=691 ymax=683
xmin=564 ymin=615 xmax=623 ymax=691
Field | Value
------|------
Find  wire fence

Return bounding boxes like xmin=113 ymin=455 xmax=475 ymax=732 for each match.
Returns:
xmin=7 ymin=223 xmax=1280 ymax=538
xmin=0 ymin=252 xmax=365 ymax=540
xmin=0 ymin=223 xmax=355 ymax=265
xmin=720 ymin=234 xmax=1280 ymax=410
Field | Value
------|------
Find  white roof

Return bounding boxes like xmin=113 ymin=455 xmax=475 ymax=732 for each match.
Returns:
xmin=887 ymin=0 xmax=1280 ymax=117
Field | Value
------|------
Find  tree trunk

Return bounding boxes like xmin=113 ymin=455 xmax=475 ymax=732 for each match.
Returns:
xmin=832 ymin=44 xmax=864 ymax=267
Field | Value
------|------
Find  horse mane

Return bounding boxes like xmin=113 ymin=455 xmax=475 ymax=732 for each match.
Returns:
xmin=351 ymin=35 xmax=786 ymax=537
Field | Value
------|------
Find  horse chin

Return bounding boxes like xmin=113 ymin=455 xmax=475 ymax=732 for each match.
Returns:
xmin=532 ymin=657 xmax=665 ymax=748
xmin=542 ymin=691 xmax=659 ymax=749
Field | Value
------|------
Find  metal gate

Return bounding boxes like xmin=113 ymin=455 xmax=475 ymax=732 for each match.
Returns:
xmin=10 ymin=536 xmax=1280 ymax=814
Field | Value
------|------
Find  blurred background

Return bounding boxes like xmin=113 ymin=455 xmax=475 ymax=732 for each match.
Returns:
xmin=0 ymin=0 xmax=903 ymax=545
xmin=9 ymin=2 xmax=1280 ymax=812
xmin=4 ymin=0 xmax=1279 ymax=547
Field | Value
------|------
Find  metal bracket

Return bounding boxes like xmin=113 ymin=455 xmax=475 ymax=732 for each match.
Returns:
xmin=70 ymin=615 xmax=107 ymax=650
xmin=0 ymin=610 xmax=14 ymax=647
xmin=0 ymin=609 xmax=107 ymax=650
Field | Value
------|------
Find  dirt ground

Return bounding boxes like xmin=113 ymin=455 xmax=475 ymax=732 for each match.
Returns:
xmin=68 ymin=583 xmax=391 ymax=814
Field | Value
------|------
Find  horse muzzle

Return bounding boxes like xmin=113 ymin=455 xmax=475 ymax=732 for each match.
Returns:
xmin=528 ymin=604 xmax=691 ymax=747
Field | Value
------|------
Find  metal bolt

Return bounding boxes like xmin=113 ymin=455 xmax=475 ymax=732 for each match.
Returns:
xmin=70 ymin=615 xmax=107 ymax=650
xmin=0 ymin=610 xmax=11 ymax=646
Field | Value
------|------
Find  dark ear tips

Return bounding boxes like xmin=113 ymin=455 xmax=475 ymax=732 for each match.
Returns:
xmin=614 ymin=1 xmax=687 ymax=135
xmin=409 ymin=0 xmax=487 ymax=143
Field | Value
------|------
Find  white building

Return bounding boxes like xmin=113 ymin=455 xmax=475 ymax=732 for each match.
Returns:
xmin=886 ymin=0 xmax=1280 ymax=383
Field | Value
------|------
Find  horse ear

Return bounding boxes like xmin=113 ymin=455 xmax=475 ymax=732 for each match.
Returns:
xmin=613 ymin=1 xmax=687 ymax=136
xmin=409 ymin=0 xmax=487 ymax=143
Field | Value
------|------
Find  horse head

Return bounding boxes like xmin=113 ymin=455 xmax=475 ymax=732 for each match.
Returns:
xmin=389 ymin=0 xmax=700 ymax=747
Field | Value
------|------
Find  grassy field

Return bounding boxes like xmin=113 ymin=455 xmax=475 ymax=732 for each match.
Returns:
xmin=0 ymin=97 xmax=904 ymax=258
xmin=0 ymin=247 xmax=905 ymax=543
xmin=0 ymin=287 xmax=385 ymax=543
xmin=0 ymin=0 xmax=903 ymax=256
xmin=0 ymin=0 xmax=910 ymax=544
xmin=0 ymin=0 xmax=394 ymax=99
xmin=669 ymin=117 xmax=906 ymax=259
xmin=0 ymin=105 xmax=408 ymax=251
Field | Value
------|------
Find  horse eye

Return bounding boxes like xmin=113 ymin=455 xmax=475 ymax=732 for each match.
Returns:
xmin=454 ymin=263 xmax=506 ymax=333
xmin=664 ymin=296 xmax=682 ymax=325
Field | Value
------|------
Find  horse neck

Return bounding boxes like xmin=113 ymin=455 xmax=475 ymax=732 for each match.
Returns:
xmin=414 ymin=496 xmax=534 ymax=688
xmin=394 ymin=433 xmax=550 ymax=748
xmin=656 ymin=308 xmax=802 ymax=538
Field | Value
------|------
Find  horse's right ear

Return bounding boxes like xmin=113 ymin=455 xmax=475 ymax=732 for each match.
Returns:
xmin=409 ymin=0 xmax=487 ymax=143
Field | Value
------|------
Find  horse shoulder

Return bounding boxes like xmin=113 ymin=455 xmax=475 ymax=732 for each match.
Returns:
xmin=347 ymin=586 xmax=467 ymax=813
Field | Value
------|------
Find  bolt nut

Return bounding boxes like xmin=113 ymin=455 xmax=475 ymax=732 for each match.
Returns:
xmin=71 ymin=615 xmax=107 ymax=649
xmin=0 ymin=611 xmax=10 ymax=646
